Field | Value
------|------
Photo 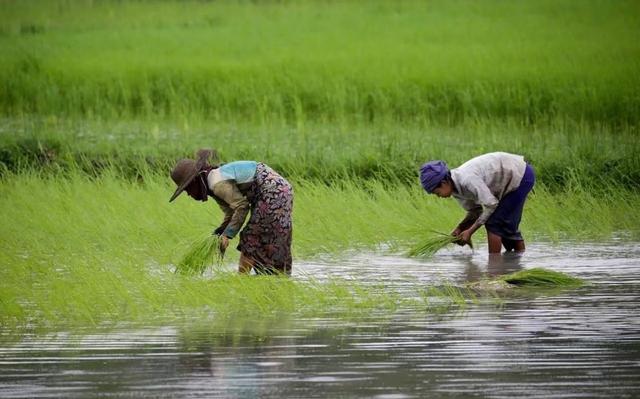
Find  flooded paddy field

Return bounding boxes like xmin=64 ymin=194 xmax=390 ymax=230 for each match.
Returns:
xmin=2 ymin=242 xmax=639 ymax=398
xmin=2 ymin=1 xmax=640 ymax=397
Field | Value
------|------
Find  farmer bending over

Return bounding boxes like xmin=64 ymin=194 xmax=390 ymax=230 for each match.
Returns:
xmin=420 ymin=152 xmax=535 ymax=254
xmin=169 ymin=149 xmax=293 ymax=275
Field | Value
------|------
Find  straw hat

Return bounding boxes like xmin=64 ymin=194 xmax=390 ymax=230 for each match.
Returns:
xmin=169 ymin=148 xmax=217 ymax=202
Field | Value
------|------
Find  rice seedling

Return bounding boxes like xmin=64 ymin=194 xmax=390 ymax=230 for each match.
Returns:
xmin=408 ymin=231 xmax=471 ymax=257
xmin=0 ymin=165 xmax=636 ymax=331
xmin=176 ymin=234 xmax=224 ymax=275
xmin=499 ymin=268 xmax=584 ymax=288
xmin=467 ymin=268 xmax=584 ymax=293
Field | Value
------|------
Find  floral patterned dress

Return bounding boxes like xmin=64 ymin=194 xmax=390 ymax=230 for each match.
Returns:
xmin=238 ymin=163 xmax=293 ymax=275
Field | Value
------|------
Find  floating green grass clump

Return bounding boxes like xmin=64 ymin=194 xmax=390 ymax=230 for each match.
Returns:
xmin=468 ymin=268 xmax=584 ymax=292
xmin=409 ymin=232 xmax=471 ymax=257
xmin=499 ymin=268 xmax=584 ymax=288
xmin=177 ymin=235 xmax=224 ymax=274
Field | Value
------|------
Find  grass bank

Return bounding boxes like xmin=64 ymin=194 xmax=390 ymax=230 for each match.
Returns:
xmin=1 ymin=170 xmax=638 ymax=329
xmin=1 ymin=0 xmax=638 ymax=125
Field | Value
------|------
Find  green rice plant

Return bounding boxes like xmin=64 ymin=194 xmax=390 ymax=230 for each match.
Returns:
xmin=0 ymin=168 xmax=636 ymax=332
xmin=1 ymin=117 xmax=639 ymax=191
xmin=408 ymin=231 xmax=471 ymax=257
xmin=499 ymin=268 xmax=584 ymax=288
xmin=0 ymin=0 xmax=638 ymax=126
xmin=176 ymin=234 xmax=224 ymax=275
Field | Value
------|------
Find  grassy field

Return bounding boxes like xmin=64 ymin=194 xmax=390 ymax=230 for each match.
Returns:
xmin=1 ymin=0 xmax=639 ymax=185
xmin=1 ymin=0 xmax=639 ymax=331
xmin=0 ymin=0 xmax=638 ymax=125
xmin=1 ymin=169 xmax=636 ymax=329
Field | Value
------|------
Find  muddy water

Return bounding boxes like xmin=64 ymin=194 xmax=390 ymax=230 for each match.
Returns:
xmin=2 ymin=242 xmax=640 ymax=398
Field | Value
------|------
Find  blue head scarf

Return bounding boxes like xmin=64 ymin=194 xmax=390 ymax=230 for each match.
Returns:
xmin=420 ymin=160 xmax=449 ymax=193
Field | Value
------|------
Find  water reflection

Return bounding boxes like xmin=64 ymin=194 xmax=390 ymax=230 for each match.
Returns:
xmin=459 ymin=252 xmax=523 ymax=283
xmin=487 ymin=252 xmax=523 ymax=277
xmin=177 ymin=322 xmax=301 ymax=397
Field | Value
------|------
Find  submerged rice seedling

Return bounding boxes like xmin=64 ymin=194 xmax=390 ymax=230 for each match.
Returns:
xmin=499 ymin=268 xmax=584 ymax=288
xmin=176 ymin=235 xmax=224 ymax=274
xmin=409 ymin=231 xmax=471 ymax=257
xmin=419 ymin=283 xmax=474 ymax=314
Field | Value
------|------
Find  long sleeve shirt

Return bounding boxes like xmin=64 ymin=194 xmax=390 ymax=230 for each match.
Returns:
xmin=206 ymin=161 xmax=258 ymax=238
xmin=451 ymin=152 xmax=527 ymax=227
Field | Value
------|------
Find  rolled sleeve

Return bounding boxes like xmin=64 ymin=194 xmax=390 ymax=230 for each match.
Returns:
xmin=468 ymin=181 xmax=499 ymax=225
xmin=212 ymin=196 xmax=233 ymax=232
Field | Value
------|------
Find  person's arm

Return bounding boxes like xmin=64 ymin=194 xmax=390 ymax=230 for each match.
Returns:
xmin=211 ymin=196 xmax=233 ymax=235
xmin=458 ymin=181 xmax=498 ymax=243
xmin=212 ymin=181 xmax=251 ymax=239
xmin=452 ymin=202 xmax=482 ymax=236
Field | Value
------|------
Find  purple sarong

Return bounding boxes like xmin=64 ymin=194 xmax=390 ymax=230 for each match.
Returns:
xmin=485 ymin=164 xmax=535 ymax=241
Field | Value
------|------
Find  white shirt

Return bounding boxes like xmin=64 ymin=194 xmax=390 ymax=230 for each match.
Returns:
xmin=451 ymin=152 xmax=527 ymax=225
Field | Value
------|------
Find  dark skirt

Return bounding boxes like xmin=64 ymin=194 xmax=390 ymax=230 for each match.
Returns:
xmin=238 ymin=163 xmax=293 ymax=275
xmin=485 ymin=164 xmax=535 ymax=241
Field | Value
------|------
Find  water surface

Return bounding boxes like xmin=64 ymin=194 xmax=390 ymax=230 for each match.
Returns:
xmin=2 ymin=242 xmax=639 ymax=398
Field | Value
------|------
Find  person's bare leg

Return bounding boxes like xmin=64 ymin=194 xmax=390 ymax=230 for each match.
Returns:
xmin=238 ymin=253 xmax=255 ymax=274
xmin=487 ymin=230 xmax=502 ymax=254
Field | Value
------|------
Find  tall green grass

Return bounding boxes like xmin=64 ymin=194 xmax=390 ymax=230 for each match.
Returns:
xmin=1 ymin=169 xmax=638 ymax=330
xmin=1 ymin=0 xmax=639 ymax=332
xmin=0 ymin=0 xmax=638 ymax=125
xmin=2 ymin=118 xmax=639 ymax=189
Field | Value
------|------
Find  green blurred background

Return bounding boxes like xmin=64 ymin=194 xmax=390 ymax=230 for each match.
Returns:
xmin=1 ymin=0 xmax=639 ymax=186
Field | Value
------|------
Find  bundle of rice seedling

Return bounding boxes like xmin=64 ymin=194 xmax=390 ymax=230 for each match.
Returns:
xmin=499 ymin=268 xmax=583 ymax=288
xmin=176 ymin=235 xmax=225 ymax=274
xmin=408 ymin=231 xmax=472 ymax=257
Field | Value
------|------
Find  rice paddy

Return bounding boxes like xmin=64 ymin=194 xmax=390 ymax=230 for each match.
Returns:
xmin=1 ymin=0 xmax=639 ymax=335
xmin=4 ymin=245 xmax=639 ymax=398
xmin=1 ymin=1 xmax=639 ymax=127
xmin=0 ymin=168 xmax=636 ymax=331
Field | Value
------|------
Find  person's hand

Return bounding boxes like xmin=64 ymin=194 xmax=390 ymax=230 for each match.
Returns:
xmin=213 ymin=226 xmax=225 ymax=236
xmin=459 ymin=229 xmax=473 ymax=245
xmin=451 ymin=228 xmax=465 ymax=246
